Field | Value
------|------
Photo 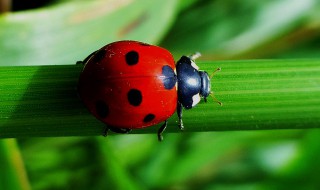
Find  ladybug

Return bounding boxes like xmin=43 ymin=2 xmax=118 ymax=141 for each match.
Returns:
xmin=77 ymin=40 xmax=220 ymax=141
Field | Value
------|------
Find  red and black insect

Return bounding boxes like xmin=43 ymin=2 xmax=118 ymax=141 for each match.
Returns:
xmin=77 ymin=40 xmax=220 ymax=141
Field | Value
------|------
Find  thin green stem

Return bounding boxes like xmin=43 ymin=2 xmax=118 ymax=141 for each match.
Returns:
xmin=0 ymin=59 xmax=320 ymax=138
xmin=0 ymin=139 xmax=31 ymax=190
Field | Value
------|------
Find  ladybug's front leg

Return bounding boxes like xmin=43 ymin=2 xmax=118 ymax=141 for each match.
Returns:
xmin=177 ymin=102 xmax=184 ymax=131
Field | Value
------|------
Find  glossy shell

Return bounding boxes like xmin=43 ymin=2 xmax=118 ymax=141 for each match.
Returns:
xmin=78 ymin=41 xmax=177 ymax=129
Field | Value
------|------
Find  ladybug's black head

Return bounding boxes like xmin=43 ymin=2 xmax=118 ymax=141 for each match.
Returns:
xmin=176 ymin=54 xmax=213 ymax=109
xmin=199 ymin=71 xmax=211 ymax=102
xmin=176 ymin=53 xmax=221 ymax=109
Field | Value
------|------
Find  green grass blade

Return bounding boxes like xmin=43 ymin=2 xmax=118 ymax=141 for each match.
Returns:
xmin=196 ymin=59 xmax=320 ymax=131
xmin=0 ymin=139 xmax=31 ymax=190
xmin=0 ymin=59 xmax=320 ymax=138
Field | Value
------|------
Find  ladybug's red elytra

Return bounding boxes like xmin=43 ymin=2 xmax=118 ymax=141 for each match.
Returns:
xmin=77 ymin=40 xmax=220 ymax=141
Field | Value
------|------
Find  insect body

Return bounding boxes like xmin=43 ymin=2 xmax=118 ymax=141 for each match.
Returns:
xmin=78 ymin=41 xmax=218 ymax=141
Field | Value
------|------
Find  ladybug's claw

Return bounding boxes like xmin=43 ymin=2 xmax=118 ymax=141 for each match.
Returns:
xmin=158 ymin=135 xmax=164 ymax=142
xmin=179 ymin=121 xmax=184 ymax=131
xmin=103 ymin=127 xmax=109 ymax=137
xmin=158 ymin=120 xmax=168 ymax=142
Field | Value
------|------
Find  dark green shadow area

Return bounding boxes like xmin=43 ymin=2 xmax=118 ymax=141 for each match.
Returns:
xmin=0 ymin=65 xmax=104 ymax=138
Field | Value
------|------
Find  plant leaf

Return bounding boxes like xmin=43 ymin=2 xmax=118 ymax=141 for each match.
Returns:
xmin=0 ymin=0 xmax=179 ymax=66
xmin=1 ymin=59 xmax=320 ymax=138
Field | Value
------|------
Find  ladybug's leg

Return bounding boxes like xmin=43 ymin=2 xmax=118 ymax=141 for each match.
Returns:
xmin=157 ymin=120 xmax=168 ymax=141
xmin=76 ymin=51 xmax=97 ymax=65
xmin=177 ymin=102 xmax=184 ymax=131
xmin=104 ymin=125 xmax=132 ymax=135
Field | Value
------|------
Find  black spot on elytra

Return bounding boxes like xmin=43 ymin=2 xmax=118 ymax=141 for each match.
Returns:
xmin=93 ymin=49 xmax=106 ymax=63
xmin=125 ymin=51 xmax=139 ymax=65
xmin=96 ymin=100 xmax=109 ymax=118
xmin=143 ymin=114 xmax=155 ymax=123
xmin=162 ymin=65 xmax=177 ymax=90
xmin=127 ymin=89 xmax=142 ymax=106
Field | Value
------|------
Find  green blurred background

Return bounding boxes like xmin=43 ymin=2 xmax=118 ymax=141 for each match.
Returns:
xmin=1 ymin=0 xmax=320 ymax=189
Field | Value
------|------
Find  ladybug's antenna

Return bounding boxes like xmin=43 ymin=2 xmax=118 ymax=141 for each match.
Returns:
xmin=210 ymin=67 xmax=221 ymax=79
xmin=209 ymin=67 xmax=222 ymax=106
xmin=210 ymin=92 xmax=222 ymax=106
